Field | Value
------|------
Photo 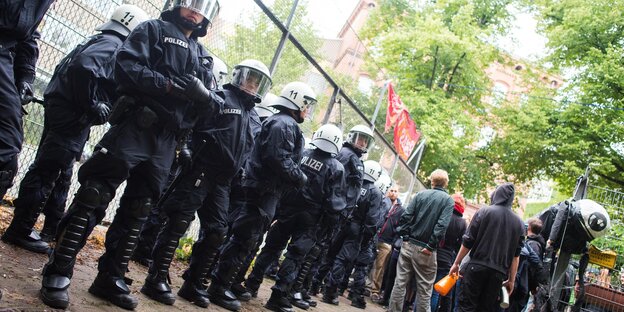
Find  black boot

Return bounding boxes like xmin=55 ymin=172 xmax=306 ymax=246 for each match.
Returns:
xmin=351 ymin=295 xmax=366 ymax=309
xmin=40 ymin=217 xmax=58 ymax=243
xmin=40 ymin=274 xmax=70 ymax=309
xmin=290 ymin=291 xmax=310 ymax=310
xmin=309 ymin=280 xmax=321 ymax=296
xmin=1 ymin=228 xmax=50 ymax=253
xmin=302 ymin=290 xmax=317 ymax=307
xmin=265 ymin=289 xmax=294 ymax=312
xmin=208 ymin=283 xmax=241 ymax=312
xmin=243 ymin=279 xmax=260 ymax=299
xmin=141 ymin=272 xmax=175 ymax=305
xmin=88 ymin=272 xmax=137 ymax=310
xmin=178 ymin=278 xmax=210 ymax=308
xmin=40 ymin=196 xmax=98 ymax=309
xmin=231 ymin=283 xmax=252 ymax=302
xmin=322 ymin=286 xmax=339 ymax=305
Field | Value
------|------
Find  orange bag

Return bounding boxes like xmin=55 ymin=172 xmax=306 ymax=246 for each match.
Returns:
xmin=434 ymin=273 xmax=458 ymax=296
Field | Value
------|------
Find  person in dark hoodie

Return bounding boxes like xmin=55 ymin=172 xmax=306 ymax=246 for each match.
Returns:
xmin=449 ymin=182 xmax=525 ymax=312
xmin=430 ymin=193 xmax=467 ymax=312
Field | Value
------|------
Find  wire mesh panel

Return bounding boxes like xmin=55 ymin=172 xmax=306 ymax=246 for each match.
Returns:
xmin=546 ymin=185 xmax=624 ymax=312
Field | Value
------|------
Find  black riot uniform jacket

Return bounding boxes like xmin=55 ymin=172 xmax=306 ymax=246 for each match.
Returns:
xmin=243 ymin=111 xmax=306 ymax=193
xmin=0 ymin=1 xmax=53 ymax=73
xmin=191 ymin=84 xmax=260 ymax=184
xmin=280 ymin=148 xmax=347 ymax=215
xmin=351 ymin=180 xmax=384 ymax=239
xmin=336 ymin=145 xmax=364 ymax=212
xmin=43 ymin=32 xmax=124 ymax=151
xmin=115 ymin=18 xmax=214 ymax=132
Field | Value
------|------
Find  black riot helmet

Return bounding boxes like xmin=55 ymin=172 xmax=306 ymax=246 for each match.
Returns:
xmin=161 ymin=0 xmax=220 ymax=38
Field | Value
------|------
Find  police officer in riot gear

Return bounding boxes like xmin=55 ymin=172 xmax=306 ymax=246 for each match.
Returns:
xmin=244 ymin=123 xmax=346 ymax=312
xmin=309 ymin=124 xmax=374 ymax=293
xmin=132 ymin=54 xmax=230 ymax=268
xmin=0 ymin=0 xmax=54 ymax=203
xmin=226 ymin=93 xmax=278 ymax=301
xmin=141 ymin=59 xmax=272 ymax=308
xmin=209 ymin=81 xmax=316 ymax=311
xmin=2 ymin=4 xmax=149 ymax=254
xmin=39 ymin=0 xmax=222 ymax=309
xmin=348 ymin=169 xmax=390 ymax=309
xmin=323 ymin=160 xmax=384 ymax=306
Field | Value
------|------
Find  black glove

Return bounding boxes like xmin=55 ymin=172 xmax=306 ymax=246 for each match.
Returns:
xmin=178 ymin=143 xmax=192 ymax=170
xmin=91 ymin=102 xmax=111 ymax=125
xmin=169 ymin=74 xmax=223 ymax=115
xmin=295 ymin=172 xmax=308 ymax=188
xmin=17 ymin=81 xmax=34 ymax=105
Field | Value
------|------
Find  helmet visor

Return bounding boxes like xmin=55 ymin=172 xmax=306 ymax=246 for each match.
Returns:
xmin=302 ymin=95 xmax=318 ymax=121
xmin=178 ymin=0 xmax=220 ymax=21
xmin=231 ymin=67 xmax=272 ymax=100
xmin=347 ymin=132 xmax=373 ymax=152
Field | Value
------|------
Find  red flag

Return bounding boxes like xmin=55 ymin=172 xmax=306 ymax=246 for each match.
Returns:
xmin=393 ymin=110 xmax=420 ymax=161
xmin=385 ymin=82 xmax=406 ymax=132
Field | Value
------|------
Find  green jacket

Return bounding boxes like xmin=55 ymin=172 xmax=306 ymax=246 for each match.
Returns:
xmin=398 ymin=187 xmax=454 ymax=251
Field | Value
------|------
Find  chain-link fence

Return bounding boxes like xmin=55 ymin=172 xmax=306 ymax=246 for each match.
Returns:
xmin=7 ymin=0 xmax=424 ymax=240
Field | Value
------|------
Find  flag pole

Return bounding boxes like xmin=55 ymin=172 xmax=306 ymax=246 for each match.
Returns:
xmin=406 ymin=138 xmax=426 ymax=169
xmin=370 ymin=80 xmax=390 ymax=131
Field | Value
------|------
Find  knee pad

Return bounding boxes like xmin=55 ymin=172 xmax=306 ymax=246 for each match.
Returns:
xmin=75 ymin=181 xmax=111 ymax=210
xmin=169 ymin=216 xmax=192 ymax=236
xmin=125 ymin=197 xmax=153 ymax=219
xmin=203 ymin=231 xmax=226 ymax=247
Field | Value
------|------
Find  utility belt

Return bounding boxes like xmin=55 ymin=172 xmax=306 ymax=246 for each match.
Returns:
xmin=109 ymin=95 xmax=163 ymax=130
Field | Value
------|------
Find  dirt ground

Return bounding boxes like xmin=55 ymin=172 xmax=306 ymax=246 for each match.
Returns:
xmin=0 ymin=204 xmax=386 ymax=312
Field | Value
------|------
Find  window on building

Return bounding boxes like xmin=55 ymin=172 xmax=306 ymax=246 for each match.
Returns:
xmin=491 ymin=81 xmax=508 ymax=107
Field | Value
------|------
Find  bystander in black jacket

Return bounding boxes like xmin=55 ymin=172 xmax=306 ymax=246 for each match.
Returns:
xmin=462 ymin=183 xmax=525 ymax=275
xmin=378 ymin=198 xmax=404 ymax=245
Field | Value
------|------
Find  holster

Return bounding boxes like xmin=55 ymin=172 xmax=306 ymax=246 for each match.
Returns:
xmin=136 ymin=106 xmax=159 ymax=129
xmin=108 ymin=95 xmax=136 ymax=125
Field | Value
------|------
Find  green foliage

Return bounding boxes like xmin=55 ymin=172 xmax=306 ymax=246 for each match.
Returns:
xmin=526 ymin=0 xmax=624 ymax=191
xmin=175 ymin=236 xmax=195 ymax=262
xmin=360 ymin=0 xmax=518 ymax=197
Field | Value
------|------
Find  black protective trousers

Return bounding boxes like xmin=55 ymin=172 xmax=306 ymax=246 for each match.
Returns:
xmin=0 ymin=48 xmax=23 ymax=198
xmin=8 ymin=116 xmax=86 ymax=238
xmin=212 ymin=187 xmax=281 ymax=288
xmin=245 ymin=209 xmax=321 ymax=293
xmin=150 ymin=165 xmax=231 ymax=280
xmin=43 ymin=119 xmax=176 ymax=279
xmin=325 ymin=222 xmax=367 ymax=289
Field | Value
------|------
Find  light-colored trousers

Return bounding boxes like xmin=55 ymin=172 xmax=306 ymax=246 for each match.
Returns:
xmin=388 ymin=241 xmax=437 ymax=312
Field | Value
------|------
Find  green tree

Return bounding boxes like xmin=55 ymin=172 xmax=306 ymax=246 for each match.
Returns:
xmin=360 ymin=0 xmax=518 ymax=197
xmin=523 ymin=0 xmax=624 ymax=191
